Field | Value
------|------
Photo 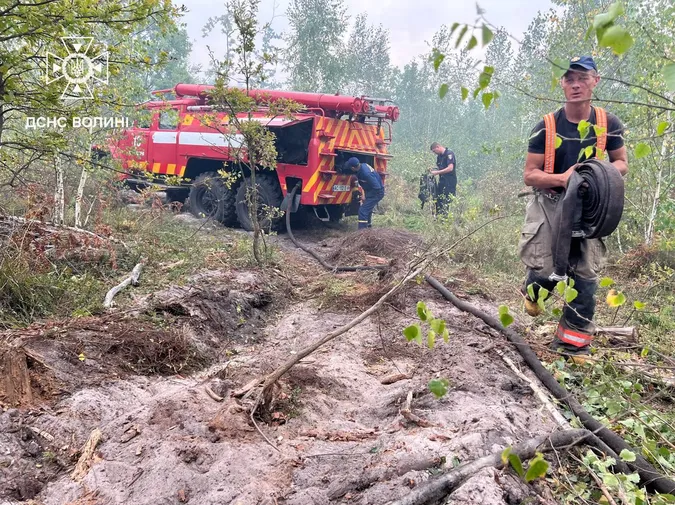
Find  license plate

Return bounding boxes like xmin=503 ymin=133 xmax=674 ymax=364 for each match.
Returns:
xmin=332 ymin=184 xmax=350 ymax=192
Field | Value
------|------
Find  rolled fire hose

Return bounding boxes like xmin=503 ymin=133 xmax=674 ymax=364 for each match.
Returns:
xmin=550 ymin=159 xmax=624 ymax=281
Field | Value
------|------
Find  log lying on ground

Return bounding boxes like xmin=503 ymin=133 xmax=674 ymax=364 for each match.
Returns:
xmin=425 ymin=275 xmax=675 ymax=495
xmin=103 ymin=263 xmax=143 ymax=309
xmin=388 ymin=429 xmax=619 ymax=505
xmin=596 ymin=326 xmax=639 ymax=345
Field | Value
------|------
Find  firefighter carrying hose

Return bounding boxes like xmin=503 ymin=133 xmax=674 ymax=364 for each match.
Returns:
xmin=344 ymin=157 xmax=384 ymax=229
xmin=520 ymin=56 xmax=628 ymax=357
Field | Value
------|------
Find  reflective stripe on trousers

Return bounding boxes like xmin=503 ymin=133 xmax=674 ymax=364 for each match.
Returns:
xmin=556 ymin=323 xmax=593 ymax=347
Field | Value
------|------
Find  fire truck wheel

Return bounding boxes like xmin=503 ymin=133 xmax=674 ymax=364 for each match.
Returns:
xmin=189 ymin=172 xmax=234 ymax=224
xmin=327 ymin=205 xmax=344 ymax=222
xmin=235 ymin=174 xmax=284 ymax=232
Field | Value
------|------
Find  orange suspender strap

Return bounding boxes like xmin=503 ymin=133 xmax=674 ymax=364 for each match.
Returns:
xmin=594 ymin=106 xmax=608 ymax=155
xmin=543 ymin=113 xmax=557 ymax=174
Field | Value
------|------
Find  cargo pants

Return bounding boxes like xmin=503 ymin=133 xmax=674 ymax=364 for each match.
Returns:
xmin=358 ymin=188 xmax=384 ymax=229
xmin=518 ymin=192 xmax=607 ymax=354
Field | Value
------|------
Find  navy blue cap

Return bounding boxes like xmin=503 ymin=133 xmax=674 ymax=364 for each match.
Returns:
xmin=345 ymin=157 xmax=360 ymax=169
xmin=568 ymin=56 xmax=597 ymax=72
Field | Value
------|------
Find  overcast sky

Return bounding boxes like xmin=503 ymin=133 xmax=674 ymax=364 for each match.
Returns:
xmin=177 ymin=0 xmax=554 ymax=79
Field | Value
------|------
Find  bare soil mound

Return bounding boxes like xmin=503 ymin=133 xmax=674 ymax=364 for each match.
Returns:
xmin=326 ymin=228 xmax=423 ymax=267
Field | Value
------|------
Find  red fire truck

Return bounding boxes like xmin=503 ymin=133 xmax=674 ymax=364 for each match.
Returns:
xmin=109 ymin=83 xmax=399 ymax=230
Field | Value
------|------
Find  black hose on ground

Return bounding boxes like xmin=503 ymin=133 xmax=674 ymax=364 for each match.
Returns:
xmin=284 ymin=183 xmax=388 ymax=273
xmin=425 ymin=274 xmax=675 ymax=495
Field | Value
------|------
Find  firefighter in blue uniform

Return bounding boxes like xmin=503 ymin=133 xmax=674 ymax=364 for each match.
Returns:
xmin=344 ymin=157 xmax=384 ymax=229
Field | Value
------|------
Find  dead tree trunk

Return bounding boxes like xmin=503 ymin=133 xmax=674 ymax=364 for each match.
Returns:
xmin=0 ymin=339 xmax=33 ymax=406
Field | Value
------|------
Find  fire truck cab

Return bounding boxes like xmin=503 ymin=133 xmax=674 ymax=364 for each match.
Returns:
xmin=110 ymin=83 xmax=399 ymax=231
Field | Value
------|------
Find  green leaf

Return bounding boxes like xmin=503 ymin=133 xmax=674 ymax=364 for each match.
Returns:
xmin=555 ymin=136 xmax=562 ymax=149
xmin=593 ymin=2 xmax=624 ymax=32
xmin=584 ymin=145 xmax=595 ymax=159
xmin=552 ymin=308 xmax=563 ymax=317
xmin=428 ymin=378 xmax=449 ymax=398
xmin=449 ymin=22 xmax=461 ymax=37
xmin=635 ymin=143 xmax=651 ymax=159
xmin=633 ymin=300 xmax=646 ymax=310
xmin=482 ymin=92 xmax=494 ymax=109
xmin=473 ymin=87 xmax=481 ymax=99
xmin=657 ymin=121 xmax=670 ymax=136
xmin=442 ymin=329 xmax=450 ymax=343
xmin=663 ymin=63 xmax=675 ymax=92
xmin=478 ymin=66 xmax=494 ymax=89
xmin=620 ymin=449 xmax=637 ymax=462
xmin=606 ymin=290 xmax=627 ymax=307
xmin=455 ymin=25 xmax=468 ymax=48
xmin=551 ymin=58 xmax=569 ymax=79
xmin=500 ymin=313 xmax=514 ymax=327
xmin=599 ymin=25 xmax=634 ymax=55
xmin=499 ymin=305 xmax=509 ymax=316
xmin=427 ymin=330 xmax=436 ymax=349
xmin=593 ymin=125 xmax=607 ymax=137
xmin=640 ymin=347 xmax=649 ymax=358
xmin=505 ymin=450 xmax=526 ymax=478
xmin=432 ymin=49 xmax=445 ymax=71
xmin=439 ymin=83 xmax=449 ymax=99
xmin=417 ymin=301 xmax=431 ymax=321
xmin=525 ymin=454 xmax=549 ymax=482
xmin=481 ymin=24 xmax=493 ymax=46
xmin=556 ymin=281 xmax=566 ymax=296
xmin=430 ymin=318 xmax=446 ymax=334
xmin=403 ymin=324 xmax=422 ymax=342
xmin=501 ymin=447 xmax=511 ymax=465
xmin=565 ymin=287 xmax=579 ymax=304
xmin=466 ymin=35 xmax=478 ymax=51
xmin=578 ymin=120 xmax=591 ymax=140
xmin=527 ymin=283 xmax=536 ymax=301
xmin=538 ymin=287 xmax=549 ymax=303
xmin=600 ymin=277 xmax=615 ymax=288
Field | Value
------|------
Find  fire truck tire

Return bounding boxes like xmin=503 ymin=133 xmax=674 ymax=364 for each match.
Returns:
xmin=327 ymin=205 xmax=345 ymax=222
xmin=235 ymin=174 xmax=284 ymax=232
xmin=189 ymin=172 xmax=238 ymax=225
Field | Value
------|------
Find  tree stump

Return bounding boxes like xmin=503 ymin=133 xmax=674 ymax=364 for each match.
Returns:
xmin=0 ymin=339 xmax=33 ymax=406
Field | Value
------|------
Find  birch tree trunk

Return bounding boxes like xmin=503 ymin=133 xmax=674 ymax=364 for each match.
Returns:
xmin=645 ymin=108 xmax=671 ymax=245
xmin=74 ymin=166 xmax=88 ymax=228
xmin=54 ymin=153 xmax=65 ymax=225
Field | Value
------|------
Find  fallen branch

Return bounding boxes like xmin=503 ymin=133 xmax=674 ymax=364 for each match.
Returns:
xmin=103 ymin=263 xmax=144 ymax=309
xmin=425 ymin=275 xmax=675 ymax=495
xmin=205 ymin=385 xmax=224 ymax=402
xmin=0 ymin=214 xmax=128 ymax=249
xmin=496 ymin=349 xmax=569 ymax=428
xmin=589 ymin=467 xmax=620 ymax=505
xmin=380 ymin=372 xmax=411 ymax=385
xmin=389 ymin=429 xmax=614 ymax=505
xmin=400 ymin=391 xmax=434 ymax=427
xmin=234 ymin=264 xmax=426 ymax=401
xmin=71 ymin=428 xmax=102 ymax=482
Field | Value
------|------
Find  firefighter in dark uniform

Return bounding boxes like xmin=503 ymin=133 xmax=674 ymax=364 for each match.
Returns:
xmin=344 ymin=157 xmax=384 ymax=229
xmin=430 ymin=142 xmax=457 ymax=215
xmin=520 ymin=56 xmax=628 ymax=358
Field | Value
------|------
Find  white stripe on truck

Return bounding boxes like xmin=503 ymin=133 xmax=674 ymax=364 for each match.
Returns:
xmin=179 ymin=132 xmax=245 ymax=148
xmin=152 ymin=131 xmax=178 ymax=144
